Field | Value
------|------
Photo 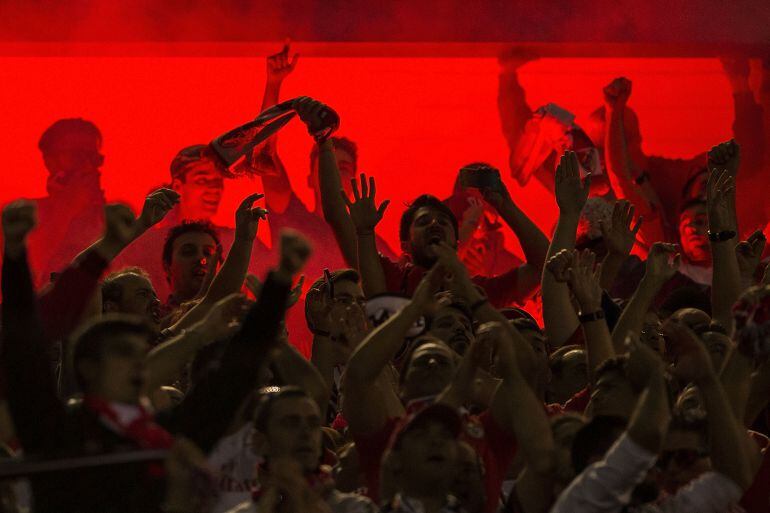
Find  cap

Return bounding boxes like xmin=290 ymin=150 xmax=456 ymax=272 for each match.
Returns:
xmin=170 ymin=144 xmax=232 ymax=181
xmin=388 ymin=402 xmax=462 ymax=451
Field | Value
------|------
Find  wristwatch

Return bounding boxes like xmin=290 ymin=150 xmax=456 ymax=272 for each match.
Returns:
xmin=707 ymin=229 xmax=737 ymax=242
xmin=578 ymin=310 xmax=605 ymax=323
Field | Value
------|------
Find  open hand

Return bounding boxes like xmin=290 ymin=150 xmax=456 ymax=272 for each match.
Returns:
xmin=266 ymin=39 xmax=299 ymax=83
xmin=234 ymin=193 xmax=268 ymax=240
xmin=2 ymin=200 xmax=37 ymax=255
xmin=566 ymin=249 xmax=603 ymax=312
xmin=545 ymin=249 xmax=574 ymax=283
xmin=706 ymin=169 xmax=736 ymax=233
xmin=600 ymin=199 xmax=642 ymax=257
xmin=341 ymin=173 xmax=390 ymax=234
xmin=555 ymin=150 xmax=590 ymax=218
xmin=137 ymin=188 xmax=179 ymax=230
xmin=644 ymin=242 xmax=680 ymax=285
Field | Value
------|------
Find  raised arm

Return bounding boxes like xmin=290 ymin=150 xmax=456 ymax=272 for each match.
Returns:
xmin=167 ymin=194 xmax=267 ymax=331
xmin=666 ymin=320 xmax=756 ymax=491
xmin=598 ymin=200 xmax=642 ymax=291
xmin=271 ymin=336 xmax=331 ymax=419
xmin=293 ymin=97 xmax=359 ymax=268
xmin=707 ymin=141 xmax=742 ymax=331
xmin=551 ymin=339 xmax=670 ymax=513
xmin=611 ymin=242 xmax=679 ymax=352
xmin=602 ymin=77 xmax=663 ymax=224
xmin=144 ymin=293 xmax=250 ymax=391
xmin=343 ymin=265 xmax=443 ymax=434
xmin=39 ymin=189 xmax=178 ymax=341
xmin=341 ymin=173 xmax=390 ymax=296
xmin=480 ymin=173 xmax=549 ymax=294
xmin=565 ymin=249 xmax=615 ymax=377
xmin=162 ymin=230 xmax=309 ymax=453
xmin=542 ymin=151 xmax=589 ymax=347
xmin=1 ymin=201 xmax=66 ymax=455
xmin=255 ymin=41 xmax=299 ymax=214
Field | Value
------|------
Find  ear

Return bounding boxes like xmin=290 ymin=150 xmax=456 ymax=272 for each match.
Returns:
xmin=103 ymin=301 xmax=119 ymax=314
xmin=76 ymin=359 xmax=100 ymax=391
xmin=171 ymin=178 xmax=183 ymax=191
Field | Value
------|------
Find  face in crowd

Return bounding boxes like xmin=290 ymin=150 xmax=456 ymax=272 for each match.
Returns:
xmin=42 ymin=128 xmax=104 ymax=197
xmin=428 ymin=303 xmax=475 ymax=356
xmin=165 ymin=230 xmax=219 ymax=301
xmin=404 ymin=206 xmax=459 ymax=268
xmin=77 ymin=331 xmax=151 ymax=405
xmin=256 ymin=393 xmax=324 ymax=474
xmin=400 ymin=340 xmax=457 ymax=402
xmin=172 ymin=158 xmax=225 ymax=221
xmin=310 ymin=146 xmax=357 ymax=202
xmin=103 ymin=271 xmax=162 ymax=330
xmin=678 ymin=202 xmax=710 ymax=266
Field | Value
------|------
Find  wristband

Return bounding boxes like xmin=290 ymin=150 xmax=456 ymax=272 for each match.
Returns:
xmin=707 ymin=229 xmax=737 ymax=242
xmin=578 ymin=310 xmax=605 ymax=323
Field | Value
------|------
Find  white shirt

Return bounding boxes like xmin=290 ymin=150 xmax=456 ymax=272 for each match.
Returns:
xmin=550 ymin=433 xmax=743 ymax=513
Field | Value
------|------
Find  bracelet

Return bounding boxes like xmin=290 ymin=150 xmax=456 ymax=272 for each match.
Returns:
xmin=707 ymin=229 xmax=737 ymax=242
xmin=578 ymin=310 xmax=605 ymax=323
xmin=470 ymin=297 xmax=489 ymax=313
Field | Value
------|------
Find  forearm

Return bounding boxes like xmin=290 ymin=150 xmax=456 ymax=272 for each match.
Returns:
xmin=600 ymin=253 xmax=625 ymax=291
xmin=318 ymin=140 xmax=358 ymax=267
xmin=604 ymin=108 xmax=655 ymax=218
xmin=699 ymin=372 xmax=755 ymax=490
xmin=495 ymin=371 xmax=555 ymax=475
xmin=719 ymin=346 xmax=753 ymax=422
xmin=272 ymin=343 xmax=331 ymax=418
xmin=144 ymin=323 xmax=212 ymax=391
xmin=310 ymin=336 xmax=337 ymax=394
xmin=627 ymin=371 xmax=670 ymax=453
xmin=497 ymin=201 xmax=549 ymax=271
xmin=611 ymin=276 xmax=660 ymax=352
xmin=357 ymin=231 xmax=386 ymax=296
xmin=745 ymin=360 xmax=770 ymax=427
xmin=581 ymin=318 xmax=615 ymax=377
xmin=542 ymin=216 xmax=580 ymax=347
xmin=346 ymin=302 xmax=423 ymax=384
xmin=710 ymin=241 xmax=742 ymax=331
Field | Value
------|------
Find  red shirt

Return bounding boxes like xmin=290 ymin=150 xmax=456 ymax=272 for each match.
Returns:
xmin=379 ymin=254 xmax=525 ymax=308
xmin=353 ymin=407 xmax=517 ymax=513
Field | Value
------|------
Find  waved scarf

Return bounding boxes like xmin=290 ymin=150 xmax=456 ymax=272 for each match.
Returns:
xmin=83 ymin=395 xmax=173 ymax=477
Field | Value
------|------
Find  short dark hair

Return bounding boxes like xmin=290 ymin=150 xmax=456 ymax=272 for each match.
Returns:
xmin=549 ymin=345 xmax=585 ymax=378
xmin=305 ymin=268 xmax=360 ymax=331
xmin=680 ymin=167 xmax=708 ymax=202
xmin=593 ymin=355 xmax=634 ymax=387
xmin=571 ymin=415 xmax=628 ymax=473
xmin=162 ymin=221 xmax=223 ymax=280
xmin=678 ymin=198 xmax=707 ymax=218
xmin=433 ymin=293 xmax=473 ymax=325
xmin=253 ymin=386 xmax=311 ymax=432
xmin=101 ymin=267 xmax=151 ymax=310
xmin=309 ymin=136 xmax=358 ymax=171
xmin=397 ymin=336 xmax=454 ymax=387
xmin=38 ymin=118 xmax=102 ymax=154
xmin=399 ymin=194 xmax=459 ymax=243
xmin=71 ymin=315 xmax=155 ymax=390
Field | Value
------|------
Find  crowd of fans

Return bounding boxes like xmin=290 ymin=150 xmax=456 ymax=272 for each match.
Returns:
xmin=0 ymin=43 xmax=769 ymax=513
